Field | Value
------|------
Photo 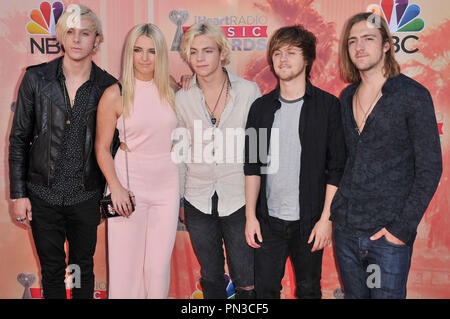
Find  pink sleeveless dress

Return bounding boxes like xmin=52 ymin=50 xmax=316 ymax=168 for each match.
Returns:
xmin=107 ymin=79 xmax=179 ymax=299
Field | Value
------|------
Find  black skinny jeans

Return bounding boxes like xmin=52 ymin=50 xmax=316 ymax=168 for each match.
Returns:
xmin=255 ymin=216 xmax=323 ymax=299
xmin=29 ymin=194 xmax=100 ymax=299
xmin=184 ymin=193 xmax=255 ymax=299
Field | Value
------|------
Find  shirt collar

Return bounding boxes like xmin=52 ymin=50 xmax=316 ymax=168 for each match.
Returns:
xmin=192 ymin=67 xmax=236 ymax=89
xmin=57 ymin=57 xmax=96 ymax=83
xmin=348 ymin=75 xmax=399 ymax=97
xmin=269 ymin=79 xmax=315 ymax=103
xmin=381 ymin=75 xmax=399 ymax=95
xmin=305 ymin=80 xmax=315 ymax=97
xmin=56 ymin=57 xmax=64 ymax=80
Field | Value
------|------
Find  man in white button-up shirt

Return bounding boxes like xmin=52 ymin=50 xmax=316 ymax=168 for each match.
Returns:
xmin=173 ymin=22 xmax=261 ymax=299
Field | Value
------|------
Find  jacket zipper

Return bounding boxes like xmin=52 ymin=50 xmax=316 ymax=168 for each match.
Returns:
xmin=47 ymin=100 xmax=52 ymax=187
xmin=29 ymin=135 xmax=39 ymax=153
xmin=82 ymin=126 xmax=92 ymax=192
xmin=82 ymin=88 xmax=96 ymax=191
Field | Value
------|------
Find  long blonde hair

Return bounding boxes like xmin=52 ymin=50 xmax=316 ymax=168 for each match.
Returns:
xmin=121 ymin=23 xmax=175 ymax=117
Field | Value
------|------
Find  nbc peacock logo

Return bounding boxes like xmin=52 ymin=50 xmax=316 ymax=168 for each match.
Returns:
xmin=368 ymin=0 xmax=425 ymax=33
xmin=26 ymin=1 xmax=65 ymax=35
xmin=368 ymin=0 xmax=425 ymax=54
xmin=26 ymin=1 xmax=65 ymax=54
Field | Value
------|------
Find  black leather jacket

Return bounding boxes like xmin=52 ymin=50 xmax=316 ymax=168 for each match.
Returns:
xmin=9 ymin=57 xmax=117 ymax=199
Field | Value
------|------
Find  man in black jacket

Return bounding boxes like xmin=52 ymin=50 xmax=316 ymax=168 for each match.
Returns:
xmin=244 ymin=25 xmax=346 ymax=298
xmin=9 ymin=5 xmax=116 ymax=299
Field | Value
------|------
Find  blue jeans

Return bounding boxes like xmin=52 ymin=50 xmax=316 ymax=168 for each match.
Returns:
xmin=334 ymin=224 xmax=413 ymax=299
xmin=184 ymin=193 xmax=254 ymax=299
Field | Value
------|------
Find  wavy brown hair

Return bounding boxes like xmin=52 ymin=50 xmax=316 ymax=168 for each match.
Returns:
xmin=267 ymin=25 xmax=316 ymax=79
xmin=340 ymin=12 xmax=400 ymax=83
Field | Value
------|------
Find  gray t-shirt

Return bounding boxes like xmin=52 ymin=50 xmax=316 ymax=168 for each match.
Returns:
xmin=266 ymin=96 xmax=303 ymax=221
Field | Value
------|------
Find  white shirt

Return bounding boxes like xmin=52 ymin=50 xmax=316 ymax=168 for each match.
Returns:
xmin=174 ymin=69 xmax=261 ymax=216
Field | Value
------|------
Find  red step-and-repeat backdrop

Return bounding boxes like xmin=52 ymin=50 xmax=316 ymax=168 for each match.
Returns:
xmin=0 ymin=0 xmax=448 ymax=299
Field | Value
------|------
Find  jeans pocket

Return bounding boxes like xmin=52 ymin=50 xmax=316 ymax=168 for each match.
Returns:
xmin=380 ymin=235 xmax=407 ymax=248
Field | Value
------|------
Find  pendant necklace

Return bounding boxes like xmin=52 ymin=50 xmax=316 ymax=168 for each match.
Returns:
xmin=354 ymin=85 xmax=383 ymax=135
xmin=62 ymin=81 xmax=73 ymax=125
xmin=61 ymin=65 xmax=75 ymax=125
xmin=204 ymin=75 xmax=228 ymax=126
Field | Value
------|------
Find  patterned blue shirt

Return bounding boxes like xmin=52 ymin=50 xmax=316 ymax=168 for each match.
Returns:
xmin=330 ymin=74 xmax=442 ymax=246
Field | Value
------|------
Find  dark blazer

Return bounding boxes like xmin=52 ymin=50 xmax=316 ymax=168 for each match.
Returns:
xmin=244 ymin=81 xmax=346 ymax=236
xmin=9 ymin=56 xmax=117 ymax=199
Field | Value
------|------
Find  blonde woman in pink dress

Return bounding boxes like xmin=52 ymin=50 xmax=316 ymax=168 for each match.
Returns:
xmin=95 ymin=24 xmax=178 ymax=299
